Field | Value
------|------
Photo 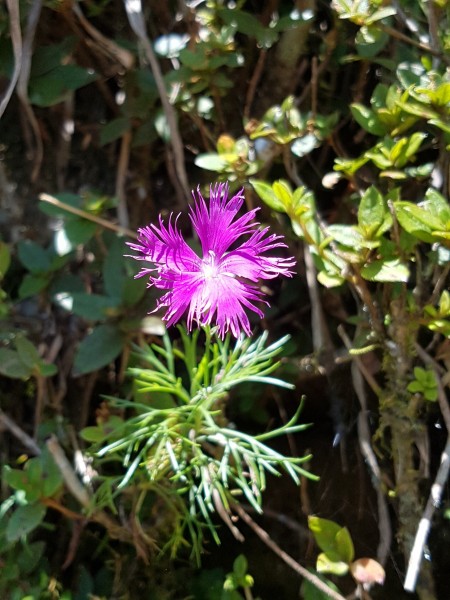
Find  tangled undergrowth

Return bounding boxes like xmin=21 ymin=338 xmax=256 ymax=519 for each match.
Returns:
xmin=0 ymin=1 xmax=450 ymax=599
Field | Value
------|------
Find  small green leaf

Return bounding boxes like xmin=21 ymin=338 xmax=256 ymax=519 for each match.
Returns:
xmin=17 ymin=541 xmax=46 ymax=575
xmin=121 ymin=276 xmax=147 ymax=308
xmin=301 ymin=572 xmax=341 ymax=600
xmin=73 ymin=324 xmax=125 ymax=375
xmin=103 ymin=236 xmax=128 ymax=299
xmin=394 ymin=202 xmax=436 ymax=243
xmin=18 ymin=274 xmax=49 ymax=299
xmin=18 ymin=240 xmax=51 ymax=273
xmin=3 ymin=466 xmax=33 ymax=496
xmin=327 ymin=225 xmax=365 ymax=248
xmin=272 ymin=180 xmax=293 ymax=209
xmin=355 ymin=25 xmax=389 ymax=58
xmin=351 ymin=104 xmax=386 ymax=136
xmin=233 ymin=554 xmax=248 ymax=579
xmin=30 ymin=37 xmax=77 ymax=77
xmin=406 ymin=380 xmax=421 ymax=394
xmin=6 ymin=503 xmax=47 ymax=542
xmin=366 ymin=7 xmax=397 ymax=23
xmin=0 ymin=348 xmax=33 ymax=379
xmin=439 ymin=290 xmax=450 ymax=315
xmin=38 ymin=362 xmax=58 ymax=377
xmin=413 ymin=366 xmax=427 ymax=384
xmin=15 ymin=336 xmax=40 ymax=369
xmin=316 ymin=552 xmax=349 ymax=576
xmin=71 ymin=292 xmax=120 ymax=321
xmin=29 ymin=65 xmax=97 ymax=107
xmin=424 ymin=388 xmax=438 ymax=402
xmin=308 ymin=516 xmax=342 ymax=555
xmin=361 ymin=258 xmax=409 ymax=282
xmin=80 ymin=426 xmax=108 ymax=443
xmin=194 ymin=153 xmax=228 ymax=172
xmin=423 ymin=188 xmax=450 ymax=224
xmin=39 ymin=450 xmax=64 ymax=498
xmin=317 ymin=270 xmax=345 ymax=288
xmin=358 ymin=186 xmax=385 ymax=231
xmin=64 ymin=219 xmax=97 ymax=245
xmin=334 ymin=155 xmax=369 ymax=175
xmin=179 ymin=47 xmax=208 ymax=69
xmin=80 ymin=416 xmax=124 ymax=442
xmin=250 ymin=179 xmax=286 ymax=212
xmin=335 ymin=527 xmax=355 ymax=563
xmin=100 ymin=117 xmax=131 ymax=146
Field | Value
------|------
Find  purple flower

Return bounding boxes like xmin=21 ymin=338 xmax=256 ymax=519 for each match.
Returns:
xmin=127 ymin=183 xmax=295 ymax=338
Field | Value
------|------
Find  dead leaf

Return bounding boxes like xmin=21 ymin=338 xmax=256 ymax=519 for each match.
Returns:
xmin=350 ymin=558 xmax=386 ymax=585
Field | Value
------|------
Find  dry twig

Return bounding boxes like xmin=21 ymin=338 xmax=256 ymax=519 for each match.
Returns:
xmin=404 ymin=345 xmax=450 ymax=592
xmin=233 ymin=503 xmax=347 ymax=600
xmin=39 ymin=193 xmax=137 ymax=239
xmin=337 ymin=325 xmax=392 ymax=567
xmin=0 ymin=409 xmax=41 ymax=456
xmin=115 ymin=130 xmax=132 ymax=230
xmin=0 ymin=0 xmax=22 ymax=119
xmin=16 ymin=0 xmax=44 ymax=181
xmin=123 ymin=0 xmax=190 ymax=204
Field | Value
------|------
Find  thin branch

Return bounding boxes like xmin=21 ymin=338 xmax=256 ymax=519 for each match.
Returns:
xmin=39 ymin=193 xmax=137 ymax=239
xmin=404 ymin=436 xmax=450 ymax=592
xmin=378 ymin=23 xmax=446 ymax=61
xmin=337 ymin=326 xmax=382 ymax=397
xmin=123 ymin=0 xmax=190 ymax=203
xmin=72 ymin=1 xmax=135 ymax=70
xmin=46 ymin=435 xmax=91 ymax=507
xmin=16 ymin=0 xmax=44 ymax=181
xmin=415 ymin=344 xmax=450 ymax=432
xmin=33 ymin=373 xmax=46 ymax=440
xmin=244 ymin=49 xmax=267 ymax=120
xmin=115 ymin=130 xmax=132 ymax=229
xmin=233 ymin=504 xmax=347 ymax=600
xmin=429 ymin=263 xmax=450 ymax=306
xmin=0 ymin=409 xmax=41 ymax=456
xmin=46 ymin=435 xmax=146 ymax=552
xmin=338 ymin=325 xmax=391 ymax=566
xmin=403 ymin=346 xmax=450 ymax=591
xmin=0 ymin=0 xmax=22 ymax=119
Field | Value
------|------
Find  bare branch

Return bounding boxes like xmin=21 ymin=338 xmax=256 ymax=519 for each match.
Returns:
xmin=39 ymin=193 xmax=137 ymax=239
xmin=0 ymin=409 xmax=41 ymax=456
xmin=233 ymin=504 xmax=347 ymax=600
xmin=123 ymin=0 xmax=190 ymax=203
xmin=0 ymin=0 xmax=22 ymax=119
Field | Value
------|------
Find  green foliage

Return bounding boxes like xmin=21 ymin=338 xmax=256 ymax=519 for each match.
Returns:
xmin=331 ymin=0 xmax=396 ymax=26
xmin=28 ymin=37 xmax=97 ymax=107
xmin=301 ymin=573 xmax=341 ymax=600
xmin=0 ymin=450 xmax=66 ymax=597
xmin=223 ymin=554 xmax=257 ymax=599
xmin=0 ymin=335 xmax=57 ymax=379
xmin=407 ymin=367 xmax=438 ymax=402
xmin=308 ymin=516 xmax=354 ymax=576
xmin=4 ymin=450 xmax=63 ymax=503
xmin=308 ymin=516 xmax=385 ymax=589
xmin=1 ymin=0 xmax=450 ymax=595
xmin=195 ymin=134 xmax=260 ymax=183
xmin=83 ymin=330 xmax=314 ymax=562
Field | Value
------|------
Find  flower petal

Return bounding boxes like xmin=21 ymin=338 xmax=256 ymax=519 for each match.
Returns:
xmin=127 ymin=181 xmax=297 ymax=338
xmin=126 ymin=215 xmax=200 ymax=277
xmin=190 ymin=183 xmax=259 ymax=257
xmin=186 ymin=274 xmax=265 ymax=338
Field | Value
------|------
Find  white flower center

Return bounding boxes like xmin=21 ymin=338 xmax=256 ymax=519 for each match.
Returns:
xmin=201 ymin=250 xmax=219 ymax=280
